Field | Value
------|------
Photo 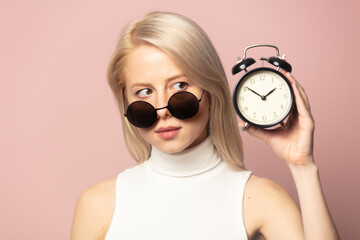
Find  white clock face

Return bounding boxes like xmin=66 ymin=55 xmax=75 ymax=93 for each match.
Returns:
xmin=234 ymin=68 xmax=293 ymax=127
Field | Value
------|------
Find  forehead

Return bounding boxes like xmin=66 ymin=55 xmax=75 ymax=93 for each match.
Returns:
xmin=124 ymin=45 xmax=183 ymax=86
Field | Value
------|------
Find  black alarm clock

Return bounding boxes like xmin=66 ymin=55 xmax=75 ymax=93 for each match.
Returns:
xmin=232 ymin=44 xmax=294 ymax=131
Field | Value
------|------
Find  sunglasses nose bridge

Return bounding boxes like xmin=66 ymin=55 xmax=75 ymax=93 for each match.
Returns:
xmin=153 ymin=92 xmax=173 ymax=117
xmin=155 ymin=105 xmax=172 ymax=119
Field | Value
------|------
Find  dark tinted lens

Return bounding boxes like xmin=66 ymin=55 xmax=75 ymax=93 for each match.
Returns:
xmin=168 ymin=91 xmax=199 ymax=119
xmin=126 ymin=101 xmax=157 ymax=128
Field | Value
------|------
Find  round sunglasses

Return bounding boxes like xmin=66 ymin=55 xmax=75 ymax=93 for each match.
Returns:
xmin=123 ymin=90 xmax=205 ymax=128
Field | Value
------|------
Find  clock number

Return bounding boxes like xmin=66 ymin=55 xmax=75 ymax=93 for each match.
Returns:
xmin=280 ymin=104 xmax=284 ymax=109
xmin=273 ymin=112 xmax=277 ymax=118
xmin=262 ymin=115 xmax=267 ymax=121
xmin=244 ymin=106 xmax=248 ymax=111
xmin=260 ymin=75 xmax=266 ymax=80
xmin=279 ymin=83 xmax=284 ymax=89
xmin=250 ymin=79 xmax=255 ymax=85
xmin=253 ymin=112 xmax=256 ymax=119
xmin=239 ymin=96 xmax=244 ymax=102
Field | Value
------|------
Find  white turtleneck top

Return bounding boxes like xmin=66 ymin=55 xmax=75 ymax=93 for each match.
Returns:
xmin=105 ymin=138 xmax=252 ymax=240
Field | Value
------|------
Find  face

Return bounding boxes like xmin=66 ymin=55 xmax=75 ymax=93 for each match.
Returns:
xmin=123 ymin=44 xmax=210 ymax=154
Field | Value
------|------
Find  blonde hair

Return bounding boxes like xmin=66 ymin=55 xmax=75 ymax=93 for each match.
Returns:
xmin=107 ymin=11 xmax=245 ymax=170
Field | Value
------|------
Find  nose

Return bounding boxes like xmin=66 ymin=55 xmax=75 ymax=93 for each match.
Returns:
xmin=155 ymin=94 xmax=171 ymax=119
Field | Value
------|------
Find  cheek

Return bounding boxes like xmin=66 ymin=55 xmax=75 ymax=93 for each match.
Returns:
xmin=192 ymin=98 xmax=210 ymax=128
xmin=137 ymin=127 xmax=153 ymax=140
xmin=200 ymin=96 xmax=211 ymax=120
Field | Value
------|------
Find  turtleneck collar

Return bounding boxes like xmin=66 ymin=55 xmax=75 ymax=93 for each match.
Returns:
xmin=147 ymin=137 xmax=222 ymax=177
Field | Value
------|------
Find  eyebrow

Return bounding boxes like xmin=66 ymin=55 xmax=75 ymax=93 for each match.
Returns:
xmin=128 ymin=73 xmax=187 ymax=89
xmin=166 ymin=73 xmax=186 ymax=82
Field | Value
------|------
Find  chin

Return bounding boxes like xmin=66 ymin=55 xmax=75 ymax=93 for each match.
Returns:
xmin=155 ymin=141 xmax=189 ymax=154
xmin=154 ymin=133 xmax=207 ymax=154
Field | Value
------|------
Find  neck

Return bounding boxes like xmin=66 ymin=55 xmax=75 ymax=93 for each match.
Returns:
xmin=147 ymin=137 xmax=222 ymax=177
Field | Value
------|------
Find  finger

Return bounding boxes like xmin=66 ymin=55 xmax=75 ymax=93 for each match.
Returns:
xmin=283 ymin=72 xmax=311 ymax=109
xmin=279 ymin=70 xmax=305 ymax=98
xmin=279 ymin=69 xmax=307 ymax=113
xmin=289 ymin=77 xmax=313 ymax=119
xmin=280 ymin=71 xmax=312 ymax=118
xmin=285 ymin=105 xmax=299 ymax=129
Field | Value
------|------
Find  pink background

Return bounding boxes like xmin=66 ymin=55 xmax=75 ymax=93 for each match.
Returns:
xmin=1 ymin=0 xmax=359 ymax=239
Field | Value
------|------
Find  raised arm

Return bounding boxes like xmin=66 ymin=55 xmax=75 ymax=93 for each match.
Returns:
xmin=239 ymin=71 xmax=340 ymax=240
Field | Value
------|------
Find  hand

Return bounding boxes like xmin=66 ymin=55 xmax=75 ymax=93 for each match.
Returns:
xmin=239 ymin=71 xmax=315 ymax=167
xmin=246 ymin=87 xmax=265 ymax=100
xmin=264 ymin=88 xmax=276 ymax=98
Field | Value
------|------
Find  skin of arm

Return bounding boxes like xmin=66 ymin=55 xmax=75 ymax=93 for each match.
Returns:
xmin=244 ymin=175 xmax=305 ymax=240
xmin=240 ymin=71 xmax=340 ymax=240
xmin=70 ymin=179 xmax=116 ymax=240
xmin=289 ymin=162 xmax=340 ymax=240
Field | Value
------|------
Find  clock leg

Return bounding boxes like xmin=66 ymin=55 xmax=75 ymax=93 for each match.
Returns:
xmin=242 ymin=122 xmax=249 ymax=132
xmin=280 ymin=121 xmax=287 ymax=130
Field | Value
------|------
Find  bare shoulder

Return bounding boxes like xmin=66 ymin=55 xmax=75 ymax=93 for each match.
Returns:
xmin=83 ymin=178 xmax=117 ymax=203
xmin=244 ymin=175 xmax=304 ymax=240
xmin=245 ymin=174 xmax=292 ymax=202
xmin=70 ymin=178 xmax=116 ymax=240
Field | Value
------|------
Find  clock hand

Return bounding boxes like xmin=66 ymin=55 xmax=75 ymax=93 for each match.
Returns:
xmin=246 ymin=87 xmax=264 ymax=99
xmin=264 ymin=88 xmax=277 ymax=97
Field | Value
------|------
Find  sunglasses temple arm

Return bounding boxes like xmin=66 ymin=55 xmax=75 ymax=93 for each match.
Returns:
xmin=199 ymin=90 xmax=205 ymax=103
xmin=122 ymin=88 xmax=127 ymax=117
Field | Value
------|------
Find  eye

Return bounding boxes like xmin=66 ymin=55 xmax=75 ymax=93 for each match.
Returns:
xmin=173 ymin=82 xmax=189 ymax=91
xmin=136 ymin=88 xmax=153 ymax=98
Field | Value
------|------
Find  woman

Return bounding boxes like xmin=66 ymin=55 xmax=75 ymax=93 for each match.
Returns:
xmin=71 ymin=12 xmax=340 ymax=240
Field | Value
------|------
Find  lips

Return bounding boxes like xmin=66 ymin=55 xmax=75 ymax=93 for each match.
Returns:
xmin=155 ymin=126 xmax=181 ymax=133
xmin=155 ymin=126 xmax=181 ymax=139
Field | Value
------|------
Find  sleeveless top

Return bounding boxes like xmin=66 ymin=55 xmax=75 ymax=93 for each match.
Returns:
xmin=105 ymin=138 xmax=252 ymax=240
